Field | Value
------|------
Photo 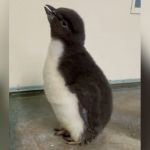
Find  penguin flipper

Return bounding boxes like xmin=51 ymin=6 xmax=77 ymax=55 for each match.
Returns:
xmin=72 ymin=82 xmax=103 ymax=143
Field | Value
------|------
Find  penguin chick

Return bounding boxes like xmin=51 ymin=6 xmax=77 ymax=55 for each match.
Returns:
xmin=43 ymin=5 xmax=112 ymax=145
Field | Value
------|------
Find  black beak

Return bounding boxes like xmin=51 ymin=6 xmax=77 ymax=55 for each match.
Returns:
xmin=44 ymin=5 xmax=55 ymax=14
xmin=44 ymin=5 xmax=56 ymax=20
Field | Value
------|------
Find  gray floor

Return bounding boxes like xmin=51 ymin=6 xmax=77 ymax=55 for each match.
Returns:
xmin=10 ymin=85 xmax=140 ymax=150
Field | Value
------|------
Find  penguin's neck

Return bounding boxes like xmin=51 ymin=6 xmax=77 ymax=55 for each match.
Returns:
xmin=48 ymin=38 xmax=85 ymax=58
xmin=48 ymin=38 xmax=64 ymax=60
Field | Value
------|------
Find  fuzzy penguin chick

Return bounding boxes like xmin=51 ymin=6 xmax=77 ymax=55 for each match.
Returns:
xmin=43 ymin=5 xmax=112 ymax=145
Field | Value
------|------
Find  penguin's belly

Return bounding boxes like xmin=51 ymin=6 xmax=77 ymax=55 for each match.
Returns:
xmin=43 ymin=39 xmax=84 ymax=141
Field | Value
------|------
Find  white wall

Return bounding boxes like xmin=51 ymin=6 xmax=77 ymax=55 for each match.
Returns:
xmin=9 ymin=0 xmax=140 ymax=89
xmin=142 ymin=0 xmax=150 ymax=65
xmin=0 ymin=0 xmax=8 ymax=87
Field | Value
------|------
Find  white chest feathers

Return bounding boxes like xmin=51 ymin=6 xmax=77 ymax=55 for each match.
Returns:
xmin=43 ymin=39 xmax=84 ymax=142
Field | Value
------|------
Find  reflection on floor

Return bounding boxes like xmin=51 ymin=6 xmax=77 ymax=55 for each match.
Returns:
xmin=10 ymin=85 xmax=140 ymax=150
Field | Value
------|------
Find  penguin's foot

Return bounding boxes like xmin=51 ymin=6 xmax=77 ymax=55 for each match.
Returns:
xmin=63 ymin=137 xmax=81 ymax=145
xmin=66 ymin=141 xmax=81 ymax=145
xmin=54 ymin=128 xmax=70 ymax=137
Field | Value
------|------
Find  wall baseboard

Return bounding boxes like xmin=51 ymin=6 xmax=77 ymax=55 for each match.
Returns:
xmin=9 ymin=79 xmax=140 ymax=93
xmin=10 ymin=85 xmax=43 ymax=93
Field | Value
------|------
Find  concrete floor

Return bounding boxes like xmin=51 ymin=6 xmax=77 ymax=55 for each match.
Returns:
xmin=10 ymin=85 xmax=140 ymax=150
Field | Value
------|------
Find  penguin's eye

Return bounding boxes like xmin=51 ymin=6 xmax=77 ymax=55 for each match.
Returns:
xmin=60 ymin=20 xmax=68 ymax=28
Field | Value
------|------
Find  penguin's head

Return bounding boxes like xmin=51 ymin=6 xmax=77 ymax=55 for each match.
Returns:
xmin=44 ymin=5 xmax=85 ymax=45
